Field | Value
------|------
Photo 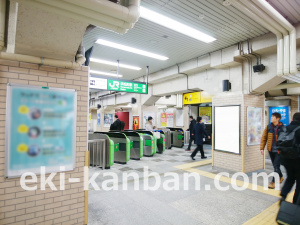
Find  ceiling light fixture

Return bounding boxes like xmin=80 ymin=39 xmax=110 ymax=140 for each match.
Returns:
xmin=90 ymin=70 xmax=123 ymax=77
xmin=90 ymin=58 xmax=141 ymax=70
xmin=95 ymin=39 xmax=168 ymax=60
xmin=140 ymin=7 xmax=216 ymax=43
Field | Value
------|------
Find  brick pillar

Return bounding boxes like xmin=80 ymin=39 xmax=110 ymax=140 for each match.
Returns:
xmin=212 ymin=93 xmax=265 ymax=173
xmin=0 ymin=59 xmax=88 ymax=225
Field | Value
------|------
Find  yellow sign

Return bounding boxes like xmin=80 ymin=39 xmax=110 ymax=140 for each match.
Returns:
xmin=199 ymin=107 xmax=212 ymax=124
xmin=183 ymin=92 xmax=201 ymax=104
xmin=201 ymin=92 xmax=213 ymax=103
xmin=183 ymin=92 xmax=213 ymax=104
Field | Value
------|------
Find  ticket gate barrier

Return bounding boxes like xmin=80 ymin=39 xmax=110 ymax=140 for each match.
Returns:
xmin=134 ymin=129 xmax=157 ymax=156
xmin=112 ymin=131 xmax=144 ymax=160
xmin=153 ymin=130 xmax=166 ymax=154
xmin=88 ymin=133 xmax=117 ymax=169
xmin=167 ymin=127 xmax=184 ymax=148
xmin=95 ymin=132 xmax=130 ymax=164
xmin=160 ymin=128 xmax=172 ymax=149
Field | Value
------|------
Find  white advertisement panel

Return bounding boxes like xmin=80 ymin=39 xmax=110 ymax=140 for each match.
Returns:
xmin=214 ymin=106 xmax=240 ymax=154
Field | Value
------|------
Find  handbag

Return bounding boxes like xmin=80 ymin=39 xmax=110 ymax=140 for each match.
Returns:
xmin=276 ymin=196 xmax=300 ymax=225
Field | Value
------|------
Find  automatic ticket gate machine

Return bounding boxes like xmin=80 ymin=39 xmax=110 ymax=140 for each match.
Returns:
xmin=118 ymin=131 xmax=144 ymax=160
xmin=167 ymin=127 xmax=184 ymax=148
xmin=88 ymin=133 xmax=117 ymax=169
xmin=161 ymin=128 xmax=172 ymax=149
xmin=95 ymin=132 xmax=131 ymax=164
xmin=135 ymin=129 xmax=157 ymax=157
xmin=153 ymin=130 xmax=166 ymax=154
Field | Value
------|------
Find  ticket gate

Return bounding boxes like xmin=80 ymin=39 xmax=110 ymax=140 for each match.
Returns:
xmin=153 ymin=130 xmax=166 ymax=154
xmin=95 ymin=132 xmax=130 ymax=164
xmin=167 ymin=127 xmax=184 ymax=148
xmin=161 ymin=128 xmax=172 ymax=149
xmin=88 ymin=133 xmax=118 ymax=169
xmin=113 ymin=131 xmax=144 ymax=160
xmin=134 ymin=129 xmax=157 ymax=157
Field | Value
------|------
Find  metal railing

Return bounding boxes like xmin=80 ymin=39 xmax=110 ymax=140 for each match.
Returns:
xmin=88 ymin=139 xmax=106 ymax=169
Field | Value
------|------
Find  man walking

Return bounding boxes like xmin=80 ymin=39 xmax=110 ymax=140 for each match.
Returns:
xmin=260 ymin=112 xmax=284 ymax=189
xmin=280 ymin=112 xmax=300 ymax=204
xmin=191 ymin=117 xmax=210 ymax=160
xmin=186 ymin=116 xmax=196 ymax=151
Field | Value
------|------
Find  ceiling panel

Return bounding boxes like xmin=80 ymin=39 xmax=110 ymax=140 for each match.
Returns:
xmin=268 ymin=0 xmax=300 ymax=24
xmin=83 ymin=0 xmax=272 ymax=81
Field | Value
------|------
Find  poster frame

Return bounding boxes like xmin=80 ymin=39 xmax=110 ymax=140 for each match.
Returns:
xmin=247 ymin=107 xmax=262 ymax=146
xmin=5 ymin=83 xmax=77 ymax=178
xmin=213 ymin=105 xmax=241 ymax=155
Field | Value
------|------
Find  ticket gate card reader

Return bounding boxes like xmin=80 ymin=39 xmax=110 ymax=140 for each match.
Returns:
xmin=120 ymin=131 xmax=144 ymax=160
xmin=154 ymin=130 xmax=166 ymax=154
xmin=95 ymin=132 xmax=130 ymax=164
xmin=167 ymin=128 xmax=185 ymax=148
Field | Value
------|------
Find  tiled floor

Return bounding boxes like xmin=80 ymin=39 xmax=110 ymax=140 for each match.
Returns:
xmin=88 ymin=145 xmax=292 ymax=225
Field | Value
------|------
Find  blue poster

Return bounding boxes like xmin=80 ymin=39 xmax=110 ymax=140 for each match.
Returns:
xmin=269 ymin=106 xmax=289 ymax=126
xmin=6 ymin=84 xmax=76 ymax=177
xmin=97 ymin=113 xmax=101 ymax=125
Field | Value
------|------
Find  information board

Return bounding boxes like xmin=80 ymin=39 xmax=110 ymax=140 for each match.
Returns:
xmin=89 ymin=77 xmax=148 ymax=94
xmin=107 ymin=80 xmax=147 ymax=94
xmin=5 ymin=84 xmax=77 ymax=177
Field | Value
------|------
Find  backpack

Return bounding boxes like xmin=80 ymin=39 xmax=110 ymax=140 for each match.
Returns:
xmin=277 ymin=126 xmax=300 ymax=159
xmin=120 ymin=121 xmax=125 ymax=130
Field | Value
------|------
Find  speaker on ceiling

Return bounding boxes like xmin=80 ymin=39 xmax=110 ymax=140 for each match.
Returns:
xmin=97 ymin=104 xmax=101 ymax=109
xmin=222 ymin=80 xmax=231 ymax=92
xmin=131 ymin=98 xmax=137 ymax=104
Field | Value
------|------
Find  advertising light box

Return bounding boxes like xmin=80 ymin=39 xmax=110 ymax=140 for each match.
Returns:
xmin=5 ymin=84 xmax=77 ymax=177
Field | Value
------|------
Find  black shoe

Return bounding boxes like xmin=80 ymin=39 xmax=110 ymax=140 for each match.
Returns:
xmin=201 ymin=156 xmax=207 ymax=159
xmin=190 ymin=155 xmax=195 ymax=160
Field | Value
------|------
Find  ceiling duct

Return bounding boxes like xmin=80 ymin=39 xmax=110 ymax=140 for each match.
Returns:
xmin=230 ymin=0 xmax=299 ymax=83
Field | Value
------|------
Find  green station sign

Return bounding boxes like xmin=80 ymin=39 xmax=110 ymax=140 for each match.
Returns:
xmin=107 ymin=79 xmax=147 ymax=94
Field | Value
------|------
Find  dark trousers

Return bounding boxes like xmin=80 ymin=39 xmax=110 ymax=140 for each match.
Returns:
xmin=269 ymin=151 xmax=283 ymax=182
xmin=187 ymin=138 xmax=194 ymax=150
xmin=280 ymin=158 xmax=300 ymax=204
xmin=191 ymin=145 xmax=205 ymax=158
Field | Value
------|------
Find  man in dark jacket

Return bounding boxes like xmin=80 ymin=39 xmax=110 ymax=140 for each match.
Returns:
xmin=280 ymin=112 xmax=300 ymax=204
xmin=260 ymin=112 xmax=284 ymax=189
xmin=110 ymin=115 xmax=122 ymax=131
xmin=186 ymin=116 xmax=196 ymax=151
xmin=191 ymin=117 xmax=210 ymax=160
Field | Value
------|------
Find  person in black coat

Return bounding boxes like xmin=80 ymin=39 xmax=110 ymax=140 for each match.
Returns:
xmin=186 ymin=116 xmax=196 ymax=151
xmin=280 ymin=112 xmax=300 ymax=204
xmin=191 ymin=116 xmax=210 ymax=160
xmin=110 ymin=115 xmax=122 ymax=131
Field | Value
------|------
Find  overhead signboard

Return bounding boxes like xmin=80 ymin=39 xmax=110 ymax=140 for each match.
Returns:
xmin=183 ymin=91 xmax=213 ymax=105
xmin=107 ymin=80 xmax=147 ymax=94
xmin=89 ymin=77 xmax=148 ymax=94
xmin=183 ymin=92 xmax=201 ymax=104
xmin=89 ymin=77 xmax=107 ymax=90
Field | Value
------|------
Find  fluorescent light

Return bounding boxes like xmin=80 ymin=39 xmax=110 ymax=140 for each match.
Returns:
xmin=140 ymin=7 xmax=216 ymax=43
xmin=90 ymin=70 xmax=123 ymax=77
xmin=90 ymin=58 xmax=141 ymax=70
xmin=95 ymin=39 xmax=168 ymax=60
